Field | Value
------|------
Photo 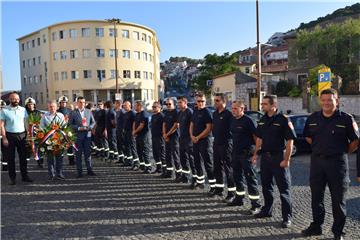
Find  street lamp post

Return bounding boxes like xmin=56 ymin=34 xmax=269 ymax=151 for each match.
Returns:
xmin=106 ymin=18 xmax=121 ymax=94
xmin=256 ymin=0 xmax=261 ymax=111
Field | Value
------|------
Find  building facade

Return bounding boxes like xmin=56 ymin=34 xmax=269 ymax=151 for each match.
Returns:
xmin=18 ymin=20 xmax=161 ymax=109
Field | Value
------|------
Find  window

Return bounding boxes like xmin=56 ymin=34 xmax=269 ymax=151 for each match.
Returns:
xmin=71 ymin=71 xmax=79 ymax=80
xmin=34 ymin=93 xmax=38 ymax=103
xmin=142 ymin=52 xmax=148 ymax=61
xmin=149 ymin=72 xmax=153 ymax=80
xmin=42 ymin=34 xmax=46 ymax=43
xmin=122 ymin=50 xmax=130 ymax=59
xmin=96 ymin=28 xmax=104 ymax=37
xmin=82 ymin=49 xmax=91 ymax=58
xmin=62 ymin=90 xmax=69 ymax=98
xmin=141 ymin=33 xmax=147 ymax=41
xmin=143 ymin=71 xmax=148 ymax=79
xmin=83 ymin=70 xmax=92 ymax=79
xmin=26 ymin=41 xmax=30 ymax=49
xmin=53 ymin=52 xmax=58 ymax=61
xmin=34 ymin=76 xmax=38 ymax=84
xmin=109 ymin=49 xmax=117 ymax=58
xmin=69 ymin=29 xmax=77 ymax=38
xmin=55 ymin=91 xmax=60 ymax=100
xmin=29 ymin=77 xmax=33 ymax=84
xmin=37 ymin=37 xmax=41 ymax=46
xmin=32 ymin=39 xmax=35 ymax=48
xmin=122 ymin=30 xmax=129 ymax=38
xmin=39 ymin=75 xmax=42 ymax=83
xmin=38 ymin=56 xmax=41 ymax=64
xmin=72 ymin=90 xmax=80 ymax=102
xmin=133 ymin=31 xmax=140 ymax=40
xmin=22 ymin=60 xmax=25 ymax=68
xmin=23 ymin=76 xmax=27 ymax=85
xmin=27 ymin=59 xmax=31 ymax=67
xmin=97 ymin=70 xmax=106 ymax=81
xmin=59 ymin=30 xmax=65 ymax=39
xmin=54 ymin=72 xmax=59 ymax=81
xmin=245 ymin=67 xmax=250 ymax=74
xmin=22 ymin=43 xmax=25 ymax=51
xmin=40 ymin=92 xmax=44 ymax=104
xmin=96 ymin=49 xmax=105 ymax=58
xmin=148 ymin=36 xmax=152 ymax=44
xmin=61 ymin=71 xmax=68 ymax=80
xmin=133 ymin=51 xmax=140 ymax=60
xmin=134 ymin=71 xmax=141 ymax=79
xmin=81 ymin=28 xmax=90 ymax=37
xmin=123 ymin=70 xmax=131 ymax=78
xmin=52 ymin=32 xmax=57 ymax=41
xmin=60 ymin=50 xmax=67 ymax=60
xmin=109 ymin=28 xmax=117 ymax=37
xmin=33 ymin=58 xmax=36 ymax=66
xmin=110 ymin=70 xmax=117 ymax=79
xmin=70 ymin=49 xmax=78 ymax=59
xmin=149 ymin=54 xmax=153 ymax=62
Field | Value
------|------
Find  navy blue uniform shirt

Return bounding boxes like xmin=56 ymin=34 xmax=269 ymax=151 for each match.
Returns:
xmin=123 ymin=111 xmax=136 ymax=132
xmin=303 ymin=110 xmax=359 ymax=155
xmin=57 ymin=107 xmax=71 ymax=117
xmin=164 ymin=109 xmax=179 ymax=137
xmin=116 ymin=109 xmax=125 ymax=131
xmin=212 ymin=109 xmax=232 ymax=144
xmin=191 ymin=107 xmax=212 ymax=137
xmin=134 ymin=110 xmax=149 ymax=137
xmin=94 ymin=109 xmax=106 ymax=129
xmin=151 ymin=112 xmax=164 ymax=138
xmin=105 ymin=109 xmax=116 ymax=129
xmin=178 ymin=108 xmax=193 ymax=139
xmin=231 ymin=114 xmax=257 ymax=152
xmin=255 ymin=111 xmax=297 ymax=152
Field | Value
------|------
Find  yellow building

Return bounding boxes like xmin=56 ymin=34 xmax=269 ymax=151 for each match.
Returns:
xmin=17 ymin=20 xmax=161 ymax=109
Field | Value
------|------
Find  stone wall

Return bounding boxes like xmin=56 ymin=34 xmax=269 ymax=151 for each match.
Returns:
xmin=277 ymin=97 xmax=307 ymax=114
xmin=338 ymin=95 xmax=360 ymax=116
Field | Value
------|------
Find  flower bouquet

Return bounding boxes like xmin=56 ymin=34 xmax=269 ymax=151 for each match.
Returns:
xmin=29 ymin=119 xmax=77 ymax=159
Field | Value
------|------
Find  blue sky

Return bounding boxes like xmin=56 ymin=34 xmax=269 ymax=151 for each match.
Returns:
xmin=1 ymin=1 xmax=357 ymax=91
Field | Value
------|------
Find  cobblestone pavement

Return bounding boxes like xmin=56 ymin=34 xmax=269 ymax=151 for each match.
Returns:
xmin=1 ymin=153 xmax=359 ymax=240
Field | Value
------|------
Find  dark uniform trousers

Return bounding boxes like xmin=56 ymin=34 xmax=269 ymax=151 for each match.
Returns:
xmin=95 ymin=127 xmax=108 ymax=157
xmin=106 ymin=128 xmax=117 ymax=160
xmin=260 ymin=151 xmax=292 ymax=220
xmin=193 ymin=137 xmax=215 ymax=185
xmin=165 ymin=135 xmax=181 ymax=174
xmin=152 ymin=136 xmax=166 ymax=169
xmin=124 ymin=130 xmax=138 ymax=166
xmin=232 ymin=150 xmax=261 ymax=207
xmin=310 ymin=153 xmax=348 ymax=236
xmin=136 ymin=133 xmax=151 ymax=168
xmin=116 ymin=129 xmax=125 ymax=161
xmin=179 ymin=137 xmax=196 ymax=179
xmin=4 ymin=132 xmax=28 ymax=180
xmin=213 ymin=140 xmax=235 ymax=191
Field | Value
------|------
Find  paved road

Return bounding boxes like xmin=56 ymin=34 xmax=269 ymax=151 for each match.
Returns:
xmin=1 ymin=154 xmax=359 ymax=240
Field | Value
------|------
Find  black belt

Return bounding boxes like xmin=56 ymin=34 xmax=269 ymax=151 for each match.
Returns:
xmin=261 ymin=150 xmax=283 ymax=156
xmin=6 ymin=131 xmax=26 ymax=135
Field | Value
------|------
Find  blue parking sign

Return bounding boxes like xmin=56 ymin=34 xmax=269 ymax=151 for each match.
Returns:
xmin=318 ymin=72 xmax=331 ymax=82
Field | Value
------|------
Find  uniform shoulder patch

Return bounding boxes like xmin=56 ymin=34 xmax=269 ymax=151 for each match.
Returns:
xmin=288 ymin=121 xmax=294 ymax=130
xmin=353 ymin=121 xmax=359 ymax=132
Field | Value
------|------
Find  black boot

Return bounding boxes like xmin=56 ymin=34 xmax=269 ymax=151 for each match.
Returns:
xmin=227 ymin=196 xmax=244 ymax=206
xmin=223 ymin=192 xmax=236 ymax=204
xmin=175 ymin=173 xmax=182 ymax=183
xmin=208 ymin=187 xmax=223 ymax=197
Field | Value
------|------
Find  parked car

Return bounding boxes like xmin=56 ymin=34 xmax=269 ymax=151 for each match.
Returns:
xmin=245 ymin=111 xmax=264 ymax=122
xmin=288 ymin=114 xmax=311 ymax=156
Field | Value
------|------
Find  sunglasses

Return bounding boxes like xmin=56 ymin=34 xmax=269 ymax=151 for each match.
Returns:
xmin=165 ymin=103 xmax=172 ymax=106
xmin=214 ymin=99 xmax=221 ymax=102
xmin=197 ymin=100 xmax=205 ymax=103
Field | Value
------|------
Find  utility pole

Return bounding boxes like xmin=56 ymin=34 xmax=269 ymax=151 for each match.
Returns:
xmin=256 ymin=0 xmax=261 ymax=111
xmin=106 ymin=18 xmax=121 ymax=94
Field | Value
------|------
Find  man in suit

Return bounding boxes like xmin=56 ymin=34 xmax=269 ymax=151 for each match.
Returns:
xmin=69 ymin=96 xmax=96 ymax=178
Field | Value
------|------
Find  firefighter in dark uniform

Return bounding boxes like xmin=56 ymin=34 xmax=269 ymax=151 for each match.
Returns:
xmin=57 ymin=96 xmax=75 ymax=165
xmin=114 ymin=100 xmax=125 ymax=164
xmin=24 ymin=97 xmax=44 ymax=168
xmin=177 ymin=96 xmax=196 ymax=185
xmin=229 ymin=100 xmax=261 ymax=214
xmin=123 ymin=101 xmax=139 ymax=169
xmin=133 ymin=100 xmax=152 ymax=173
xmin=93 ymin=100 xmax=108 ymax=158
xmin=302 ymin=89 xmax=359 ymax=240
xmin=104 ymin=101 xmax=117 ymax=161
xmin=211 ymin=93 xmax=236 ymax=200
xmin=1 ymin=100 xmax=7 ymax=171
xmin=162 ymin=98 xmax=182 ymax=179
xmin=150 ymin=101 xmax=166 ymax=173
xmin=190 ymin=92 xmax=215 ymax=190
xmin=252 ymin=95 xmax=296 ymax=228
